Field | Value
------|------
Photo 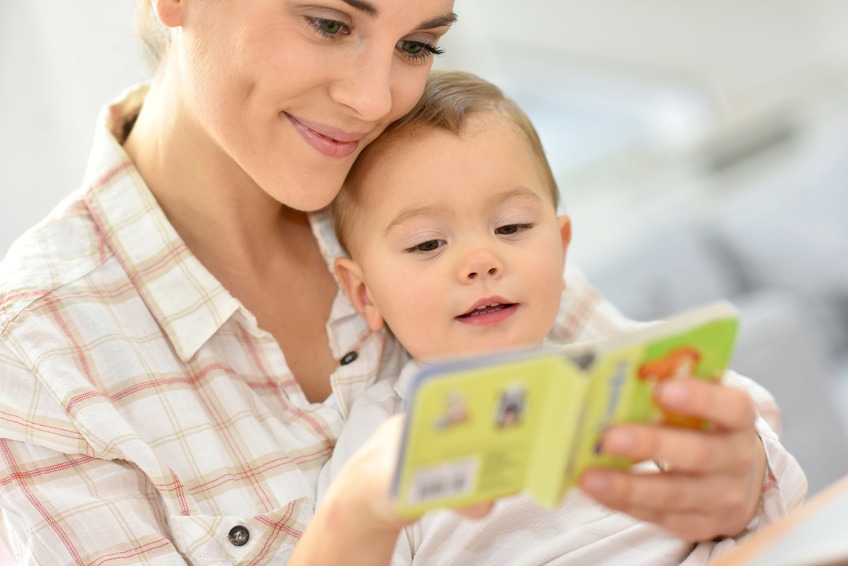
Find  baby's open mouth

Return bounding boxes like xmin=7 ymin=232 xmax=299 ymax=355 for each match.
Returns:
xmin=457 ymin=302 xmax=516 ymax=318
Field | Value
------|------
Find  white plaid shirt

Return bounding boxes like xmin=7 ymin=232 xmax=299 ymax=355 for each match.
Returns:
xmin=0 ymin=86 xmax=806 ymax=565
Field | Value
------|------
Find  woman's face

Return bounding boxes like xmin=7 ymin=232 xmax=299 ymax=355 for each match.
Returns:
xmin=174 ymin=0 xmax=456 ymax=211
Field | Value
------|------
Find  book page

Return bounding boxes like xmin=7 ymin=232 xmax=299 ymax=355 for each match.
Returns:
xmin=394 ymin=354 xmax=584 ymax=516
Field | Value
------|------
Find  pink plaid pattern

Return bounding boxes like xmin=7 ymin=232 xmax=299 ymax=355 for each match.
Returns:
xmin=0 ymin=86 xmax=805 ymax=564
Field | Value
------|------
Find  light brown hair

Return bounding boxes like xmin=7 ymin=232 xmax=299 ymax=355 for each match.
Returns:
xmin=135 ymin=1 xmax=170 ymax=71
xmin=334 ymin=70 xmax=559 ymax=254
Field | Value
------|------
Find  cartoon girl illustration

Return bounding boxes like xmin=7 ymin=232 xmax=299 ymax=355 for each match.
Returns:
xmin=637 ymin=346 xmax=711 ymax=427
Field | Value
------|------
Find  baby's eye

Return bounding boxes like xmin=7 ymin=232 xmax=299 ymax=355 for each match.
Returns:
xmin=495 ymin=223 xmax=534 ymax=236
xmin=406 ymin=239 xmax=446 ymax=254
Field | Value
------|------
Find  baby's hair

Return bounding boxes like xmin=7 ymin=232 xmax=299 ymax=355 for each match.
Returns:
xmin=334 ymin=70 xmax=559 ymax=254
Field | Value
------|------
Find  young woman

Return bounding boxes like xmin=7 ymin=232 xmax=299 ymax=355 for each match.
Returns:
xmin=0 ymin=1 xmax=805 ymax=564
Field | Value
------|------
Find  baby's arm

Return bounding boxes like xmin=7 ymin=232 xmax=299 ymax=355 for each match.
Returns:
xmin=315 ymin=378 xmax=401 ymax=507
xmin=293 ymin=413 xmax=411 ymax=566
xmin=310 ymin=376 xmax=488 ymax=566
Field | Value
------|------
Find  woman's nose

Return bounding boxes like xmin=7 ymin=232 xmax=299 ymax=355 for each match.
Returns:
xmin=329 ymin=48 xmax=394 ymax=122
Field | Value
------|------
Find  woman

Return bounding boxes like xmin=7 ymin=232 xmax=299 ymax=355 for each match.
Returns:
xmin=0 ymin=1 xmax=805 ymax=564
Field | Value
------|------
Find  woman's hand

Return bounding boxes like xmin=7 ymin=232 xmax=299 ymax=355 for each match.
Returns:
xmin=579 ymin=378 xmax=767 ymax=541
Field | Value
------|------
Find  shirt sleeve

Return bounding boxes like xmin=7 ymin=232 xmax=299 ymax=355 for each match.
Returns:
xmin=0 ymin=341 xmax=188 ymax=565
xmin=724 ymin=370 xmax=808 ymax=532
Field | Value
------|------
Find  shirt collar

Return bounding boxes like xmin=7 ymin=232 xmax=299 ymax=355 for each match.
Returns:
xmin=396 ymin=360 xmax=425 ymax=403
xmin=82 ymin=84 xmax=240 ymax=361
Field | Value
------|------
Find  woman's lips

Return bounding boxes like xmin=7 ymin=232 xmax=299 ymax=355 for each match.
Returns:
xmin=286 ymin=113 xmax=364 ymax=158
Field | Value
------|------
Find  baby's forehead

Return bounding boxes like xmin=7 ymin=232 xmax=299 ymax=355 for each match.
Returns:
xmin=358 ymin=111 xmax=517 ymax=171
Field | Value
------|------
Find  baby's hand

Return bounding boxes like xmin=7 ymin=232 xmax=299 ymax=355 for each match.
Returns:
xmin=293 ymin=414 xmax=494 ymax=565
xmin=291 ymin=414 xmax=410 ymax=565
xmin=579 ymin=378 xmax=766 ymax=541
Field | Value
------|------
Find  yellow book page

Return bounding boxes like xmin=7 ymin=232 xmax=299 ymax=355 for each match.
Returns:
xmin=395 ymin=354 xmax=580 ymax=517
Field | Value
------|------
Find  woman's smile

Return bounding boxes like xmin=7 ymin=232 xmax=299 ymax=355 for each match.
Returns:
xmin=286 ymin=113 xmax=366 ymax=158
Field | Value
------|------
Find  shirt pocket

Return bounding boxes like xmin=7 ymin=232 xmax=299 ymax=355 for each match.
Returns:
xmin=169 ymin=497 xmax=312 ymax=565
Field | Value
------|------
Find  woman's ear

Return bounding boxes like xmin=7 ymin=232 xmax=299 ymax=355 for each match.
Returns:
xmin=558 ymin=215 xmax=572 ymax=290
xmin=334 ymin=257 xmax=385 ymax=331
xmin=152 ymin=0 xmax=185 ymax=28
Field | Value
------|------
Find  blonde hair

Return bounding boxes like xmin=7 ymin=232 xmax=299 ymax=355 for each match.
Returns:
xmin=135 ymin=1 xmax=170 ymax=71
xmin=334 ymin=70 xmax=559 ymax=254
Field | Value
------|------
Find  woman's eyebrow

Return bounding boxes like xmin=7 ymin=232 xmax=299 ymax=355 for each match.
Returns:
xmin=419 ymin=12 xmax=459 ymax=30
xmin=339 ymin=0 xmax=457 ymax=29
xmin=341 ymin=0 xmax=378 ymax=17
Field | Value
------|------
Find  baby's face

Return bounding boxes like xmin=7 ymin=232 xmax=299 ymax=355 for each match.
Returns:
xmin=339 ymin=113 xmax=570 ymax=361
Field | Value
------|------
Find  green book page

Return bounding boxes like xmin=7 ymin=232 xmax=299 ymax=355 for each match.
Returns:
xmin=566 ymin=316 xmax=740 ymax=482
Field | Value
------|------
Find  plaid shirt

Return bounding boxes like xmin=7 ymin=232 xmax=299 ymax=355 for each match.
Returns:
xmin=0 ymin=86 xmax=806 ymax=565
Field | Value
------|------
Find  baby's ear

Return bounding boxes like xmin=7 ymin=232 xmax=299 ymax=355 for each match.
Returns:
xmin=558 ymin=215 xmax=573 ymax=290
xmin=334 ymin=257 xmax=385 ymax=331
xmin=558 ymin=215 xmax=572 ymax=252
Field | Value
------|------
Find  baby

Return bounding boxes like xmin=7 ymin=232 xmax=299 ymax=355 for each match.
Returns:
xmin=320 ymin=70 xmax=724 ymax=565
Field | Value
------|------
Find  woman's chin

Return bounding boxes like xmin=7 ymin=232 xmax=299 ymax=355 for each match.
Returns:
xmin=267 ymin=180 xmax=343 ymax=213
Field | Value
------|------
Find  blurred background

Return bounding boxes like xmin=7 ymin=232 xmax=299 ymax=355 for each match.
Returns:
xmin=434 ymin=1 xmax=848 ymax=499
xmin=1 ymin=1 xmax=847 ymax=560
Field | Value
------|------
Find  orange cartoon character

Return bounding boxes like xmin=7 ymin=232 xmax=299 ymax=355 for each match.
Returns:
xmin=637 ymin=346 xmax=712 ymax=428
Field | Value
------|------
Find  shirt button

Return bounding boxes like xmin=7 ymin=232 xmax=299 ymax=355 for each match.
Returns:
xmin=228 ymin=525 xmax=250 ymax=547
xmin=340 ymin=351 xmax=358 ymax=365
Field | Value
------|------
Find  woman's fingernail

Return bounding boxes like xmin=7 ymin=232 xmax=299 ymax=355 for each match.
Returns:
xmin=582 ymin=472 xmax=611 ymax=495
xmin=658 ymin=381 xmax=688 ymax=407
xmin=606 ymin=429 xmax=635 ymax=453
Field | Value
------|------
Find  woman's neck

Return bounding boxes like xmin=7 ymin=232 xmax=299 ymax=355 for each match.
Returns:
xmin=122 ymin=68 xmax=339 ymax=402
xmin=123 ymin=74 xmax=298 ymax=273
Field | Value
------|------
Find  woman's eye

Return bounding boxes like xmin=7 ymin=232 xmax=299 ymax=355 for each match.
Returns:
xmin=401 ymin=41 xmax=424 ymax=55
xmin=495 ymin=223 xmax=533 ymax=236
xmin=407 ymin=239 xmax=445 ymax=253
xmin=309 ymin=18 xmax=349 ymax=38
xmin=396 ymin=40 xmax=445 ymax=61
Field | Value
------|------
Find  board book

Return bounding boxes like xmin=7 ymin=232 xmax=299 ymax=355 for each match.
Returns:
xmin=391 ymin=301 xmax=740 ymax=517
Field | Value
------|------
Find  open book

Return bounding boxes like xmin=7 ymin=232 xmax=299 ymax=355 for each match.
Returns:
xmin=391 ymin=301 xmax=739 ymax=517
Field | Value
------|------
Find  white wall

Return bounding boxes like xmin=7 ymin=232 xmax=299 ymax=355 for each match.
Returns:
xmin=0 ymin=1 xmax=146 ymax=256
xmin=5 ymin=1 xmax=848 ymax=256
xmin=438 ymin=0 xmax=848 ymax=108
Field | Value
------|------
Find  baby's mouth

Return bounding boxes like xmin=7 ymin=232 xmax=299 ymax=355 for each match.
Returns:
xmin=457 ymin=302 xmax=516 ymax=319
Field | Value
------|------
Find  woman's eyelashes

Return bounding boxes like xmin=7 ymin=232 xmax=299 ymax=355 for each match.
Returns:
xmin=396 ymin=40 xmax=445 ymax=62
xmin=305 ymin=17 xmax=444 ymax=63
